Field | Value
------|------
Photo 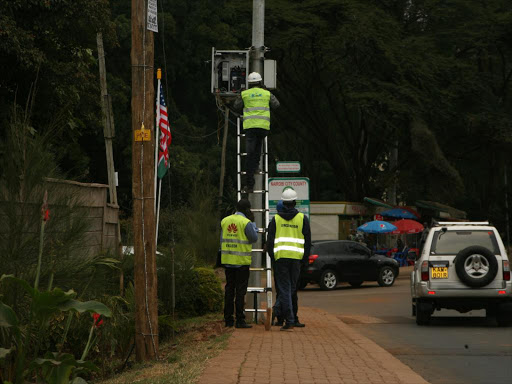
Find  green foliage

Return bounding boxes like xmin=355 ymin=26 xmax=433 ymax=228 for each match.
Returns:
xmin=0 ymin=274 xmax=111 ymax=384
xmin=0 ymin=0 xmax=117 ymax=182
xmin=175 ymin=268 xmax=223 ymax=317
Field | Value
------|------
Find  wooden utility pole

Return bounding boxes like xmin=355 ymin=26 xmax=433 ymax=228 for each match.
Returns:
xmin=218 ymin=106 xmax=230 ymax=208
xmin=131 ymin=0 xmax=158 ymax=361
xmin=97 ymin=32 xmax=125 ymax=295
xmin=97 ymin=32 xmax=118 ymax=206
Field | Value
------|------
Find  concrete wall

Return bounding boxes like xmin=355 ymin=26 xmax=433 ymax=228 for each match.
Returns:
xmin=310 ymin=202 xmax=370 ymax=241
xmin=0 ymin=178 xmax=119 ymax=257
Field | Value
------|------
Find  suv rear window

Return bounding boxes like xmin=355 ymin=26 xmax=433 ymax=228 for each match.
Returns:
xmin=430 ymin=230 xmax=499 ymax=255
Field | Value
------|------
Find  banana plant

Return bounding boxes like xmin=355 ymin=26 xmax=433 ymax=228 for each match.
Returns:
xmin=0 ymin=274 xmax=111 ymax=384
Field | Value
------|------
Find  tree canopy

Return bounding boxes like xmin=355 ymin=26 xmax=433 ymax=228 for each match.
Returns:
xmin=1 ymin=0 xmax=512 ymax=232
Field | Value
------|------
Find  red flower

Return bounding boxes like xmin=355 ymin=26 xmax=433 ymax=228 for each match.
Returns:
xmin=92 ymin=313 xmax=104 ymax=328
xmin=43 ymin=209 xmax=50 ymax=222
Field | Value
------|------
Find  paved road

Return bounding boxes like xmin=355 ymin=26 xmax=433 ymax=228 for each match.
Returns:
xmin=299 ymin=268 xmax=512 ymax=384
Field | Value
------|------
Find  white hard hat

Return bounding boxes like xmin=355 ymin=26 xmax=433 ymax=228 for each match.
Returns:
xmin=281 ymin=188 xmax=297 ymax=201
xmin=247 ymin=72 xmax=262 ymax=83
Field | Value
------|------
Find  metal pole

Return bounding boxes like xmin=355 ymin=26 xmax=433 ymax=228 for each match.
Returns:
xmin=388 ymin=140 xmax=398 ymax=205
xmin=505 ymin=165 xmax=510 ymax=248
xmin=247 ymin=0 xmax=265 ymax=323
xmin=251 ymin=0 xmax=265 ymax=77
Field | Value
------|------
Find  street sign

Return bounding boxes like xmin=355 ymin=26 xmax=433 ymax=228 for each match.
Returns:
xmin=147 ymin=0 xmax=158 ymax=32
xmin=268 ymin=177 xmax=310 ymax=222
xmin=276 ymin=161 xmax=301 ymax=173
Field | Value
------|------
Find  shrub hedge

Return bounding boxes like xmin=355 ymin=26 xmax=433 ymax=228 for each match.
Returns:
xmin=175 ymin=267 xmax=223 ymax=317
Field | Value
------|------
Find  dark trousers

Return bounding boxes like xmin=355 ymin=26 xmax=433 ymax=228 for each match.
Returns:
xmin=244 ymin=128 xmax=268 ymax=188
xmin=273 ymin=272 xmax=299 ymax=321
xmin=224 ymin=266 xmax=250 ymax=323
xmin=274 ymin=258 xmax=301 ymax=324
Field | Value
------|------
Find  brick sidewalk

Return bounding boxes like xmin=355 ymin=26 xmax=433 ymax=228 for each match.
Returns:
xmin=199 ymin=307 xmax=429 ymax=384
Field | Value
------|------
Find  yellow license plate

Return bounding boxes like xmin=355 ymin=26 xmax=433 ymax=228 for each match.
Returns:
xmin=431 ymin=267 xmax=448 ymax=279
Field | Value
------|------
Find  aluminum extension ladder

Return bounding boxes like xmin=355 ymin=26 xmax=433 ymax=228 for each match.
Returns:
xmin=236 ymin=117 xmax=273 ymax=330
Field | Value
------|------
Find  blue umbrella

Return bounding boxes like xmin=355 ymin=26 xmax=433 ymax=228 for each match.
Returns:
xmin=357 ymin=220 xmax=397 ymax=234
xmin=380 ymin=208 xmax=418 ymax=220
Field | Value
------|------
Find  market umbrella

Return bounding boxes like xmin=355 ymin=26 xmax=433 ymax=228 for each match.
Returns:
xmin=357 ymin=220 xmax=397 ymax=234
xmin=391 ymin=219 xmax=424 ymax=234
xmin=380 ymin=208 xmax=418 ymax=220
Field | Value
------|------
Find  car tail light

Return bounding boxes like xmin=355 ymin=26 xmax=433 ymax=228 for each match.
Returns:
xmin=309 ymin=254 xmax=319 ymax=264
xmin=498 ymin=290 xmax=506 ymax=295
xmin=421 ymin=261 xmax=429 ymax=281
xmin=503 ymin=260 xmax=510 ymax=281
xmin=428 ymin=291 xmax=436 ymax=295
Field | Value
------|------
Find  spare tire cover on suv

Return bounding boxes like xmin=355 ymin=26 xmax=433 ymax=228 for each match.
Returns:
xmin=455 ymin=246 xmax=498 ymax=288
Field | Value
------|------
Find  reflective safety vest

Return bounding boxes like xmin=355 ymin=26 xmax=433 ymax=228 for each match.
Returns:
xmin=274 ymin=213 xmax=305 ymax=261
xmin=241 ymin=87 xmax=271 ymax=130
xmin=221 ymin=214 xmax=252 ymax=265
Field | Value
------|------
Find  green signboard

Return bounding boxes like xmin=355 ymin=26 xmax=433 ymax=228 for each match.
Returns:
xmin=268 ymin=177 xmax=310 ymax=222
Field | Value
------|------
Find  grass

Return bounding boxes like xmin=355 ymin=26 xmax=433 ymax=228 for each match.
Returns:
xmin=94 ymin=313 xmax=231 ymax=384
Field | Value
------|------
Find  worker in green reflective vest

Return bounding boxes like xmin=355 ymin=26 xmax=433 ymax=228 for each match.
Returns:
xmin=220 ymin=199 xmax=258 ymax=328
xmin=233 ymin=72 xmax=280 ymax=193
xmin=267 ymin=189 xmax=311 ymax=330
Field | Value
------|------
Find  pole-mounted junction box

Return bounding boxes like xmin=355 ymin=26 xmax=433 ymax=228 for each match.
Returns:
xmin=211 ymin=48 xmax=277 ymax=97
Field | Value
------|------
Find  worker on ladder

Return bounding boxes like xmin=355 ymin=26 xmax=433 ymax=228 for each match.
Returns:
xmin=233 ymin=72 xmax=280 ymax=193
xmin=267 ymin=189 xmax=311 ymax=330
xmin=220 ymin=199 xmax=258 ymax=328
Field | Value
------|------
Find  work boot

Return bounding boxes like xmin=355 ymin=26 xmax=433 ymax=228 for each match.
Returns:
xmin=225 ymin=320 xmax=234 ymax=328
xmin=280 ymin=322 xmax=294 ymax=331
xmin=294 ymin=318 xmax=305 ymax=328
xmin=274 ymin=318 xmax=284 ymax=327
xmin=235 ymin=321 xmax=252 ymax=329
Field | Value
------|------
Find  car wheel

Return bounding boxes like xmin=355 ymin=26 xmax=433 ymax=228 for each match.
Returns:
xmin=298 ymin=279 xmax=308 ymax=290
xmin=416 ymin=300 xmax=432 ymax=325
xmin=455 ymin=246 xmax=498 ymax=288
xmin=349 ymin=281 xmax=363 ymax=287
xmin=377 ymin=266 xmax=396 ymax=287
xmin=319 ymin=269 xmax=337 ymax=290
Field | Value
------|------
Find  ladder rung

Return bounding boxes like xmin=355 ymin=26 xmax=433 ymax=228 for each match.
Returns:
xmin=247 ymin=287 xmax=266 ymax=293
xmin=249 ymin=267 xmax=271 ymax=271
xmin=250 ymin=208 xmax=269 ymax=212
xmin=240 ymin=171 xmax=267 ymax=175
xmin=257 ymin=228 xmax=268 ymax=233
xmin=251 ymin=249 xmax=265 ymax=252
xmin=245 ymin=308 xmax=267 ymax=313
xmin=239 ymin=153 xmax=268 ymax=156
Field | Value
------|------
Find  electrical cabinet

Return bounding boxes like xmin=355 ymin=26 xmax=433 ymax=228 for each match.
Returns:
xmin=264 ymin=60 xmax=277 ymax=90
xmin=211 ymin=48 xmax=277 ymax=96
xmin=211 ymin=48 xmax=249 ymax=96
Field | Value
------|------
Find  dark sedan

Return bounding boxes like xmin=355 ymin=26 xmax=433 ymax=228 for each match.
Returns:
xmin=300 ymin=240 xmax=400 ymax=290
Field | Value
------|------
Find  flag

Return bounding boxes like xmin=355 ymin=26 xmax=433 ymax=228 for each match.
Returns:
xmin=156 ymin=80 xmax=172 ymax=179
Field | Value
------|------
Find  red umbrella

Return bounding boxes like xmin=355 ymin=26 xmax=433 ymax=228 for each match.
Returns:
xmin=391 ymin=219 xmax=424 ymax=234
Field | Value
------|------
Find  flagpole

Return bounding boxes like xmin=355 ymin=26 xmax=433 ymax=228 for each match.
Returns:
xmin=155 ymin=178 xmax=162 ymax=246
xmin=154 ymin=69 xmax=161 ymax=213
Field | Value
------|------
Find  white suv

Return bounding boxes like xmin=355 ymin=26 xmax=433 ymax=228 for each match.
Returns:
xmin=410 ymin=221 xmax=512 ymax=325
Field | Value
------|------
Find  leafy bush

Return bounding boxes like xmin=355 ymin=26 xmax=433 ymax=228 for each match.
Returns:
xmin=175 ymin=267 xmax=223 ymax=317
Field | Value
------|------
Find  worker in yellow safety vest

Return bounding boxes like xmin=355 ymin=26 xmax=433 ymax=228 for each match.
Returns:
xmin=233 ymin=72 xmax=280 ymax=193
xmin=267 ymin=188 xmax=311 ymax=330
xmin=220 ymin=199 xmax=258 ymax=328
